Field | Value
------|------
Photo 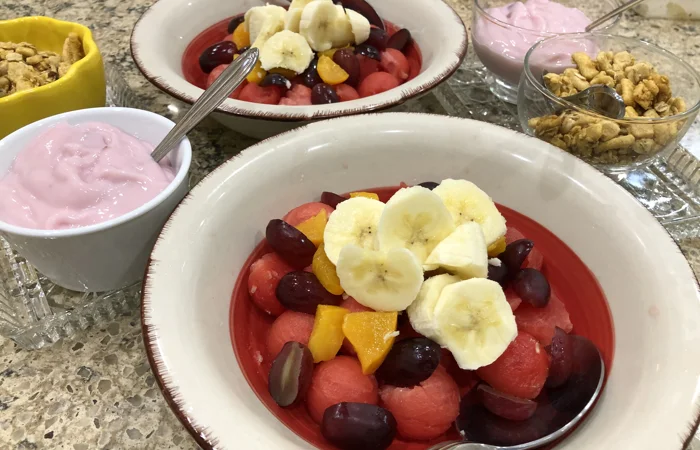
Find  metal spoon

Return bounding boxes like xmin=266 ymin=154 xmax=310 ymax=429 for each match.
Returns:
xmin=540 ymin=70 xmax=626 ymax=120
xmin=585 ymin=0 xmax=647 ymax=32
xmin=428 ymin=346 xmax=605 ymax=450
xmin=150 ymin=47 xmax=259 ymax=162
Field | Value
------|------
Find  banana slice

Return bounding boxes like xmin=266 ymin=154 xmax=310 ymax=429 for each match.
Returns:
xmin=407 ymin=273 xmax=461 ymax=341
xmin=336 ymin=245 xmax=423 ymax=311
xmin=425 ymin=222 xmax=488 ymax=279
xmin=433 ymin=278 xmax=517 ymax=370
xmin=331 ymin=5 xmax=355 ymax=48
xmin=284 ymin=8 xmax=304 ymax=33
xmin=377 ymin=186 xmax=455 ymax=265
xmin=345 ymin=9 xmax=370 ymax=45
xmin=259 ymin=30 xmax=314 ymax=73
xmin=432 ymin=179 xmax=507 ymax=247
xmin=299 ymin=0 xmax=349 ymax=51
xmin=289 ymin=0 xmax=313 ymax=10
xmin=245 ymin=5 xmax=286 ymax=47
xmin=324 ymin=197 xmax=385 ymax=265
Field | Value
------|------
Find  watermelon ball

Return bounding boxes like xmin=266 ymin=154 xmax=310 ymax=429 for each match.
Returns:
xmin=379 ymin=49 xmax=410 ymax=81
xmin=239 ymin=82 xmax=283 ymax=105
xmin=248 ymin=252 xmax=294 ymax=316
xmin=515 ymin=294 xmax=573 ymax=345
xmin=282 ymin=202 xmax=335 ymax=227
xmin=306 ymin=356 xmax=379 ymax=423
xmin=379 ymin=365 xmax=460 ymax=441
xmin=358 ymin=72 xmax=400 ymax=98
xmin=476 ymin=332 xmax=550 ymax=400
xmin=335 ymin=83 xmax=361 ymax=102
xmin=266 ymin=310 xmax=315 ymax=359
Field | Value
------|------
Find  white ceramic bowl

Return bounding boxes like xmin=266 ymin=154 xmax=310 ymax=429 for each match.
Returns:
xmin=0 ymin=107 xmax=191 ymax=292
xmin=130 ymin=0 xmax=467 ymax=139
xmin=142 ymin=113 xmax=700 ymax=449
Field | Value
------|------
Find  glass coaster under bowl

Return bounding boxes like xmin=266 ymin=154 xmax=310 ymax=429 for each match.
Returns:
xmin=0 ymin=64 xmax=145 ymax=350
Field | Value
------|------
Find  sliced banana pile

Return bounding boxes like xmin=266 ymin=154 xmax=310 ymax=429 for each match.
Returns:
xmin=245 ymin=0 xmax=371 ymax=74
xmin=323 ymin=179 xmax=515 ymax=370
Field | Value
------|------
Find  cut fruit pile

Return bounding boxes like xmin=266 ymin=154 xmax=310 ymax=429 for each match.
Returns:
xmin=243 ymin=180 xmax=603 ymax=450
xmin=194 ymin=0 xmax=419 ymax=105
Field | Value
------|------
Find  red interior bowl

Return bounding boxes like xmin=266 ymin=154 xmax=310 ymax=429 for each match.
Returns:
xmin=229 ymin=185 xmax=614 ymax=449
xmin=183 ymin=17 xmax=423 ymax=91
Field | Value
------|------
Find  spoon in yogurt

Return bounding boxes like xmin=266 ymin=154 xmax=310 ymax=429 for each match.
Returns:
xmin=150 ymin=47 xmax=259 ymax=162
xmin=428 ymin=336 xmax=605 ymax=450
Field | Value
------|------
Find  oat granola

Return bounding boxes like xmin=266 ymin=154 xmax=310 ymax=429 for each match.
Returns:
xmin=530 ymin=51 xmax=688 ymax=165
xmin=0 ymin=33 xmax=85 ymax=99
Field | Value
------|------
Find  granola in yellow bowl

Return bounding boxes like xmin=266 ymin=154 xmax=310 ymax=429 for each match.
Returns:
xmin=0 ymin=17 xmax=105 ymax=139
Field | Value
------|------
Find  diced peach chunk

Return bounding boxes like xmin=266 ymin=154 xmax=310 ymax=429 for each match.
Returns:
xmin=487 ymin=235 xmax=506 ymax=257
xmin=349 ymin=191 xmax=380 ymax=200
xmin=312 ymin=243 xmax=344 ymax=295
xmin=342 ymin=311 xmax=398 ymax=375
xmin=308 ymin=305 xmax=350 ymax=363
xmin=295 ymin=209 xmax=328 ymax=247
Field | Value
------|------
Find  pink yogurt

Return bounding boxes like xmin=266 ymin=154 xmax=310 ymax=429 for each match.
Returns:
xmin=0 ymin=122 xmax=175 ymax=230
xmin=472 ymin=0 xmax=592 ymax=85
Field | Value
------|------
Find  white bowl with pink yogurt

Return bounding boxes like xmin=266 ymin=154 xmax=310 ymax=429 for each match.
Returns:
xmin=471 ymin=0 xmax=622 ymax=103
xmin=0 ymin=107 xmax=191 ymax=292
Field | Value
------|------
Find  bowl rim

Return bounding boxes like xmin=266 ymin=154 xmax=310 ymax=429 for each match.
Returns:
xmin=140 ymin=112 xmax=700 ymax=450
xmin=522 ymin=32 xmax=700 ymax=124
xmin=472 ymin=0 xmax=622 ymax=36
xmin=0 ymin=16 xmax=102 ymax=106
xmin=0 ymin=107 xmax=192 ymax=238
xmin=129 ymin=0 xmax=468 ymax=122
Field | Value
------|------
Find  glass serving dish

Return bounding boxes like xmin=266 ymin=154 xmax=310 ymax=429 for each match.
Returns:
xmin=471 ymin=0 xmax=621 ymax=104
xmin=517 ymin=33 xmax=700 ymax=173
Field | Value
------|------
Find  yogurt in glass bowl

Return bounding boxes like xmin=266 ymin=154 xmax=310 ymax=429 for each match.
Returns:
xmin=471 ymin=0 xmax=622 ymax=104
xmin=0 ymin=107 xmax=191 ymax=292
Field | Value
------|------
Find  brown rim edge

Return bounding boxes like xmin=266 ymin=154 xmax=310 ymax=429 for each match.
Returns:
xmin=140 ymin=112 xmax=700 ymax=450
xmin=129 ymin=0 xmax=468 ymax=123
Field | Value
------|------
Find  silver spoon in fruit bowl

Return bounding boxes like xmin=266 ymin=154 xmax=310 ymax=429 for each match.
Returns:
xmin=429 ymin=338 xmax=605 ymax=450
xmin=150 ymin=47 xmax=259 ymax=162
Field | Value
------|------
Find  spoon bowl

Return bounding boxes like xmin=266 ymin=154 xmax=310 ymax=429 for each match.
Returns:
xmin=429 ymin=336 xmax=605 ymax=450
xmin=540 ymin=70 xmax=626 ymax=119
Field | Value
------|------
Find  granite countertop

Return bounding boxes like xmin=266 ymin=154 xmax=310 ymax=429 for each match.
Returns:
xmin=1 ymin=1 xmax=700 ymax=449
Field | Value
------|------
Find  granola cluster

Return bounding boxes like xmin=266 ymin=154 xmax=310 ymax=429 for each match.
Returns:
xmin=529 ymin=51 xmax=688 ymax=165
xmin=0 ymin=32 xmax=85 ymax=98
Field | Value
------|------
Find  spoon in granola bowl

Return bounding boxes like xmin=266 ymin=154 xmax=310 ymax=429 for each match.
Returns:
xmin=150 ymin=47 xmax=259 ymax=162
xmin=540 ymin=72 xmax=626 ymax=120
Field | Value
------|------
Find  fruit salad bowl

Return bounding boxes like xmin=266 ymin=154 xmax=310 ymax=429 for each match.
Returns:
xmin=142 ymin=113 xmax=700 ymax=449
xmin=130 ymin=0 xmax=467 ymax=139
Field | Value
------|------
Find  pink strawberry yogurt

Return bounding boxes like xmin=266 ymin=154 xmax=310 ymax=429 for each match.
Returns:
xmin=473 ymin=0 xmax=592 ymax=85
xmin=0 ymin=122 xmax=175 ymax=230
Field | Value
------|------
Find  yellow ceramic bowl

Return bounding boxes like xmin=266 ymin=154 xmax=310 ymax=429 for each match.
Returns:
xmin=0 ymin=17 xmax=106 ymax=139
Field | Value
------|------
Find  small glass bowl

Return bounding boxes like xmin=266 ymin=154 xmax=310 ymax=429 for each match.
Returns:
xmin=471 ymin=0 xmax=621 ymax=104
xmin=517 ymin=33 xmax=700 ymax=173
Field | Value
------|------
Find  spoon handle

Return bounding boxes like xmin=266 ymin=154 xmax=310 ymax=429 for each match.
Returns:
xmin=585 ymin=0 xmax=647 ymax=31
xmin=150 ymin=47 xmax=259 ymax=162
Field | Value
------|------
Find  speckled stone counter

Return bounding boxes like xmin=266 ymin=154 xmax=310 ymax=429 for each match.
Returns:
xmin=1 ymin=1 xmax=699 ymax=449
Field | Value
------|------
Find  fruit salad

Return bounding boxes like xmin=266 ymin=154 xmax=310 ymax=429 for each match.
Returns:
xmin=182 ymin=0 xmax=421 ymax=105
xmin=231 ymin=180 xmax=613 ymax=449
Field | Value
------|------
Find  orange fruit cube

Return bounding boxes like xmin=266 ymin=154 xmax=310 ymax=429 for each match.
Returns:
xmin=312 ymin=243 xmax=344 ymax=295
xmin=342 ymin=312 xmax=398 ymax=375
xmin=349 ymin=191 xmax=380 ymax=200
xmin=295 ymin=209 xmax=328 ymax=247
xmin=232 ymin=22 xmax=250 ymax=48
xmin=317 ymin=55 xmax=349 ymax=85
xmin=269 ymin=67 xmax=299 ymax=79
xmin=246 ymin=60 xmax=266 ymax=84
xmin=308 ymin=305 xmax=350 ymax=363
xmin=487 ymin=235 xmax=507 ymax=257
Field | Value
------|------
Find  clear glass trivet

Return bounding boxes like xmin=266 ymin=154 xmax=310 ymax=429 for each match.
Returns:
xmin=0 ymin=64 xmax=143 ymax=349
